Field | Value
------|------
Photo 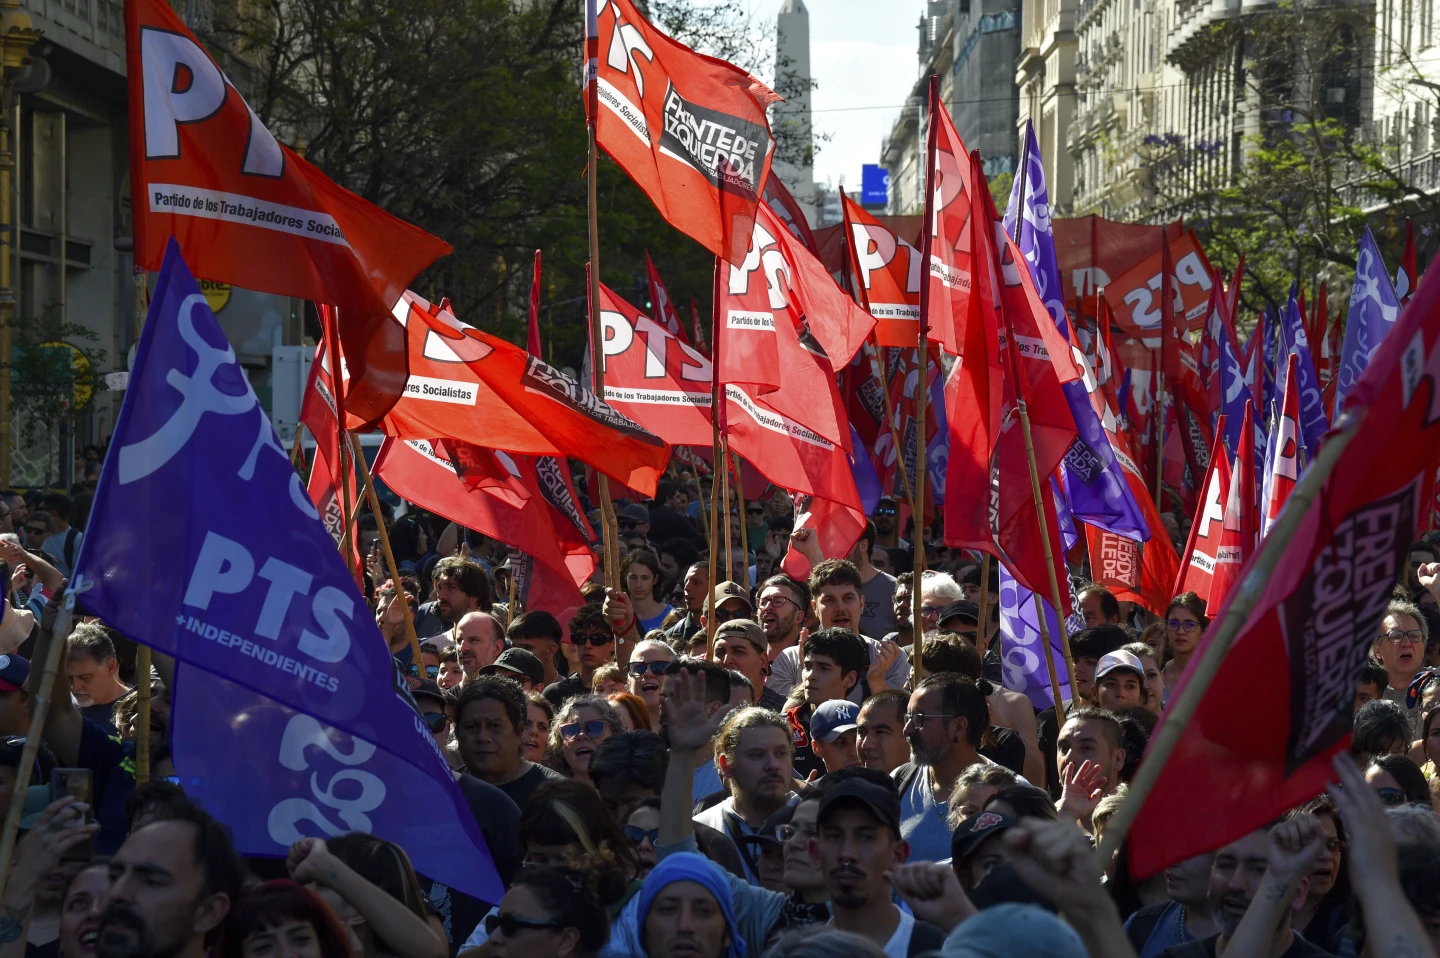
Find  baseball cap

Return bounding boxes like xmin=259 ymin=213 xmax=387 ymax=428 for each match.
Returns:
xmin=713 ymin=619 xmax=767 ymax=656
xmin=950 ymin=811 xmax=1019 ymax=863
xmin=410 ymin=679 xmax=448 ymax=707
xmin=711 ymin=581 xmax=754 ymax=614
xmin=481 ymin=647 xmax=546 ymax=686
xmin=1094 ymin=649 xmax=1145 ymax=682
xmin=817 ymin=773 xmax=901 ymax=837
xmin=0 ymin=604 xmax=34 ymax=655
xmin=734 ymin=803 xmax=796 ymax=853
xmin=938 ymin=600 xmax=980 ymax=627
xmin=809 ymin=699 xmax=860 ymax=744
xmin=940 ymin=903 xmax=1086 ymax=958
xmin=621 ymin=504 xmax=650 ymax=523
xmin=0 ymin=654 xmax=30 ymax=693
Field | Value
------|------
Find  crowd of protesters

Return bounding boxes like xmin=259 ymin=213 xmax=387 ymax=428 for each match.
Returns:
xmin=0 ymin=453 xmax=1436 ymax=958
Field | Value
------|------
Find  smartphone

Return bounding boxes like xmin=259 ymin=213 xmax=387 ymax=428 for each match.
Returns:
xmin=49 ymin=768 xmax=93 ymax=861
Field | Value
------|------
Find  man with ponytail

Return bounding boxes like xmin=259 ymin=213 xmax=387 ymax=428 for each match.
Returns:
xmin=892 ymin=674 xmax=1008 ymax=863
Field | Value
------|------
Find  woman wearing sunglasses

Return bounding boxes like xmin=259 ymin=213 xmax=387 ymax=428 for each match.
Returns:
xmin=547 ymin=696 xmax=625 ymax=784
xmin=1365 ymin=753 xmax=1432 ymax=808
xmin=485 ymin=863 xmax=627 ymax=958
xmin=1161 ymin=592 xmax=1208 ymax=701
xmin=625 ymin=799 xmax=662 ymax=879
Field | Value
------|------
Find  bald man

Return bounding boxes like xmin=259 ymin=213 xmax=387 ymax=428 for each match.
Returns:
xmin=455 ymin=611 xmax=505 ymax=679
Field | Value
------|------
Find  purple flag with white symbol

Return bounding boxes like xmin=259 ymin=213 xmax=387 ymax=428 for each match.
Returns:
xmin=1278 ymin=288 xmax=1329 ymax=457
xmin=1336 ymin=228 xmax=1401 ymax=415
xmin=997 ymin=483 xmax=1086 ymax=709
xmin=74 ymin=241 xmax=501 ymax=903
xmin=1005 ymin=122 xmax=1147 ymax=540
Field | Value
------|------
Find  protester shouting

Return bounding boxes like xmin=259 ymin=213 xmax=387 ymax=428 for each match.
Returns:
xmin=548 ymin=695 xmax=624 ymax=785
xmin=1376 ymin=598 xmax=1430 ymax=737
xmin=626 ymin=640 xmax=677 ymax=729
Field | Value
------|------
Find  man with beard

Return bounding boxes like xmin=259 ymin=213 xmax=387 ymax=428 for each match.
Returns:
xmin=65 ymin=626 xmax=132 ymax=729
xmin=771 ymin=561 xmax=909 ymax=705
xmin=663 ymin=563 xmax=710 ymax=646
xmin=95 ymin=802 xmax=240 ymax=958
xmin=415 ymin=557 xmax=491 ymax=640
xmin=756 ymin=576 xmax=808 ymax=698
xmin=1126 ymin=852 xmax=1218 ymax=956
xmin=1159 ymin=819 xmax=1331 ymax=957
xmin=815 ymin=768 xmax=944 ymax=955
xmin=893 ymin=674 xmax=1001 ymax=863
xmin=871 ymin=496 xmax=907 ymax=551
xmin=452 ymin=612 xmax=505 ymax=680
xmin=694 ymin=708 xmax=799 ymax=886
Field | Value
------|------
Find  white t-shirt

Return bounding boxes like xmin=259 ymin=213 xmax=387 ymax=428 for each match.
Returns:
xmin=768 ymin=638 xmax=911 ymax=703
xmin=830 ymin=908 xmax=913 ymax=958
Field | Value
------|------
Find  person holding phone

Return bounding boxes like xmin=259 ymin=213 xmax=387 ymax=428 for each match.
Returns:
xmin=0 ymin=796 xmax=100 ymax=958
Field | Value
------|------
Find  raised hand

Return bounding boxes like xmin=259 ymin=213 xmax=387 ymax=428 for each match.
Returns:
xmin=664 ymin=664 xmax=731 ymax=752
xmin=1328 ymin=751 xmax=1398 ymax=887
xmin=288 ymin=837 xmax=342 ymax=885
xmin=789 ymin=528 xmax=823 ymax=565
xmin=888 ymin=861 xmax=977 ymax=933
xmin=868 ymin=639 xmax=901 ymax=688
xmin=602 ymin=588 xmax=635 ymax=635
xmin=11 ymin=797 xmax=98 ymax=890
xmin=1418 ymin=562 xmax=1440 ymax=603
xmin=1057 ymin=760 xmax=1107 ymax=828
xmin=1266 ymin=813 xmax=1327 ymax=885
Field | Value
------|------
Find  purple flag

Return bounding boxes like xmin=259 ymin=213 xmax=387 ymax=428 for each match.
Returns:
xmin=1337 ymin=228 xmax=1401 ymax=415
xmin=1005 ymin=122 xmax=1147 ymax=541
xmin=1278 ymin=288 xmax=1329 ymax=456
xmin=74 ymin=241 xmax=502 ymax=903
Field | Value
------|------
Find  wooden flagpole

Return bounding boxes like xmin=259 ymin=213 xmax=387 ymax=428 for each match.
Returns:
xmin=322 ymin=312 xmax=359 ymax=579
xmin=910 ymin=75 xmax=940 ymax=683
xmin=977 ymin=553 xmax=992 ymax=644
xmin=722 ymin=437 xmax=734 ymax=583
xmin=350 ymin=432 xmax=423 ymax=671
xmin=734 ymin=451 xmax=749 ymax=587
xmin=1032 ymin=593 xmax=1067 ymax=713
xmin=1006 ymin=134 xmax=1078 ymax=699
xmin=1095 ymin=425 xmax=1358 ymax=866
xmin=586 ymin=89 xmax=620 ymax=593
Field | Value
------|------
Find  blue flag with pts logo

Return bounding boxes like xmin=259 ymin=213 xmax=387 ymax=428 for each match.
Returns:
xmin=73 ymin=239 xmax=501 ymax=904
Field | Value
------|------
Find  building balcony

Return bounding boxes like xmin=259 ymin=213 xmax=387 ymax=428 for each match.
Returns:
xmin=24 ymin=0 xmax=126 ymax=74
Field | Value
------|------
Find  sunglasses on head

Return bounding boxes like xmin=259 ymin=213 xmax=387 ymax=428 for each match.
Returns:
xmin=571 ymin=632 xmax=612 ymax=647
xmin=484 ymin=913 xmax=564 ymax=938
xmin=560 ymin=720 xmax=607 ymax=741
xmin=623 ymin=825 xmax=660 ymax=845
xmin=422 ymin=712 xmax=448 ymax=733
xmin=628 ymin=661 xmax=671 ymax=676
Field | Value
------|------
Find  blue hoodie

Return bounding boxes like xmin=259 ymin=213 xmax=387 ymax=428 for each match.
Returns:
xmin=604 ymin=853 xmax=747 ymax=958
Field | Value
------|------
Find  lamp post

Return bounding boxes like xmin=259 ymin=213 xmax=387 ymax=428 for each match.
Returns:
xmin=0 ymin=0 xmax=39 ymax=486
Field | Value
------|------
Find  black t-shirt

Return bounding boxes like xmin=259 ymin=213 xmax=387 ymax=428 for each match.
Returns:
xmin=543 ymin=673 xmax=589 ymax=709
xmin=1160 ymin=932 xmax=1336 ymax=958
xmin=455 ymin=773 xmax=522 ymax=887
xmin=495 ymin=762 xmax=564 ymax=813
xmin=80 ymin=695 xmax=126 ymax=731
xmin=25 ymin=938 xmax=59 ymax=958
xmin=979 ymin=725 xmax=1026 ymax=776
xmin=77 ymin=717 xmax=135 ymax=855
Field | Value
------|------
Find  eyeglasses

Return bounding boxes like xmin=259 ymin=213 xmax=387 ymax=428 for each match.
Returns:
xmin=485 ymin=913 xmax=565 ymax=938
xmin=570 ymin=632 xmax=612 ymax=647
xmin=425 ymin=665 xmax=440 ymax=679
xmin=920 ymin=605 xmax=946 ymax=618
xmin=1381 ymin=629 xmax=1424 ymax=645
xmin=873 ymin=507 xmax=896 ymax=517
xmin=776 ymin=824 xmax=816 ymax=843
xmin=23 ymin=526 xmax=45 ymax=537
xmin=560 ymin=720 xmax=607 ymax=741
xmin=422 ymin=712 xmax=448 ymax=733
xmin=758 ymin=594 xmax=797 ymax=610
xmin=618 ymin=521 xmax=639 ymax=533
xmin=1166 ymin=619 xmax=1201 ymax=633
xmin=904 ymin=712 xmax=956 ymax=728
xmin=1376 ymin=787 xmax=1407 ymax=807
xmin=628 ymin=661 xmax=671 ymax=676
xmin=623 ymin=825 xmax=660 ymax=845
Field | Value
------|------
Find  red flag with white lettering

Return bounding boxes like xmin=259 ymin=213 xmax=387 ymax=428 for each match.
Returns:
xmin=598 ymin=283 xmax=714 ymax=446
xmin=588 ymin=0 xmax=779 ymax=264
xmin=127 ymin=0 xmax=449 ymax=315
xmin=645 ymin=253 xmax=693 ymax=347
xmin=762 ymin=172 xmax=820 ymax=254
xmin=1129 ymin=241 xmax=1440 ymax=877
xmin=1207 ymin=400 xmax=1257 ymax=615
xmin=1263 ymin=353 xmax=1302 ymax=537
xmin=1172 ymin=421 xmax=1231 ymax=605
xmin=384 ymin=292 xmax=672 ymax=494
xmin=924 ymin=99 xmax=983 ymax=357
xmin=842 ymin=194 xmax=922 ymax=348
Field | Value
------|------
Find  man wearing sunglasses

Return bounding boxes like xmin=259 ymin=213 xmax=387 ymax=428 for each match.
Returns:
xmin=543 ymin=606 xmax=615 ymax=709
xmin=871 ymin=495 xmax=908 ymax=551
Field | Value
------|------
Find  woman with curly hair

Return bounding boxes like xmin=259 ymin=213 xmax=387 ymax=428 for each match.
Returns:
xmin=545 ymin=695 xmax=626 ymax=785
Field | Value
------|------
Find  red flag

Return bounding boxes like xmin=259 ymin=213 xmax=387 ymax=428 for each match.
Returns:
xmin=384 ymin=291 xmax=672 ymax=494
xmin=128 ymin=0 xmax=449 ymax=315
xmin=1398 ymin=218 xmax=1419 ymax=305
xmin=1172 ymin=419 xmax=1231 ymax=606
xmin=1263 ymin=353 xmax=1302 ymax=535
xmin=588 ymin=0 xmax=779 ymax=264
xmin=690 ymin=298 xmax=710 ymax=358
xmin=299 ymin=339 xmax=362 ymax=580
xmin=1206 ymin=400 xmax=1257 ymax=615
xmin=781 ymin=493 xmax=866 ymax=581
xmin=1159 ymin=231 xmax=1181 ymax=384
xmin=762 ymin=172 xmax=820 ymax=254
xmin=598 ymin=283 xmax=714 ymax=446
xmin=923 ymin=95 xmax=983 ymax=358
xmin=645 ymin=252 xmax=693 ymax=346
xmin=374 ymin=439 xmax=588 ymax=623
xmin=527 ymin=250 xmax=543 ymax=359
xmin=1129 ymin=239 xmax=1440 ymax=878
xmin=842 ymin=194 xmax=922 ymax=348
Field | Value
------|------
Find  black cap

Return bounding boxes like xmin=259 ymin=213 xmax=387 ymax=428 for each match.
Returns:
xmin=734 ymin=803 xmax=797 ymax=851
xmin=951 ymin=811 xmax=1018 ymax=863
xmin=481 ymin=647 xmax=546 ymax=686
xmin=412 ymin=679 xmax=448 ymax=708
xmin=938 ymin=600 xmax=980 ymax=627
xmin=818 ymin=776 xmax=901 ymax=838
